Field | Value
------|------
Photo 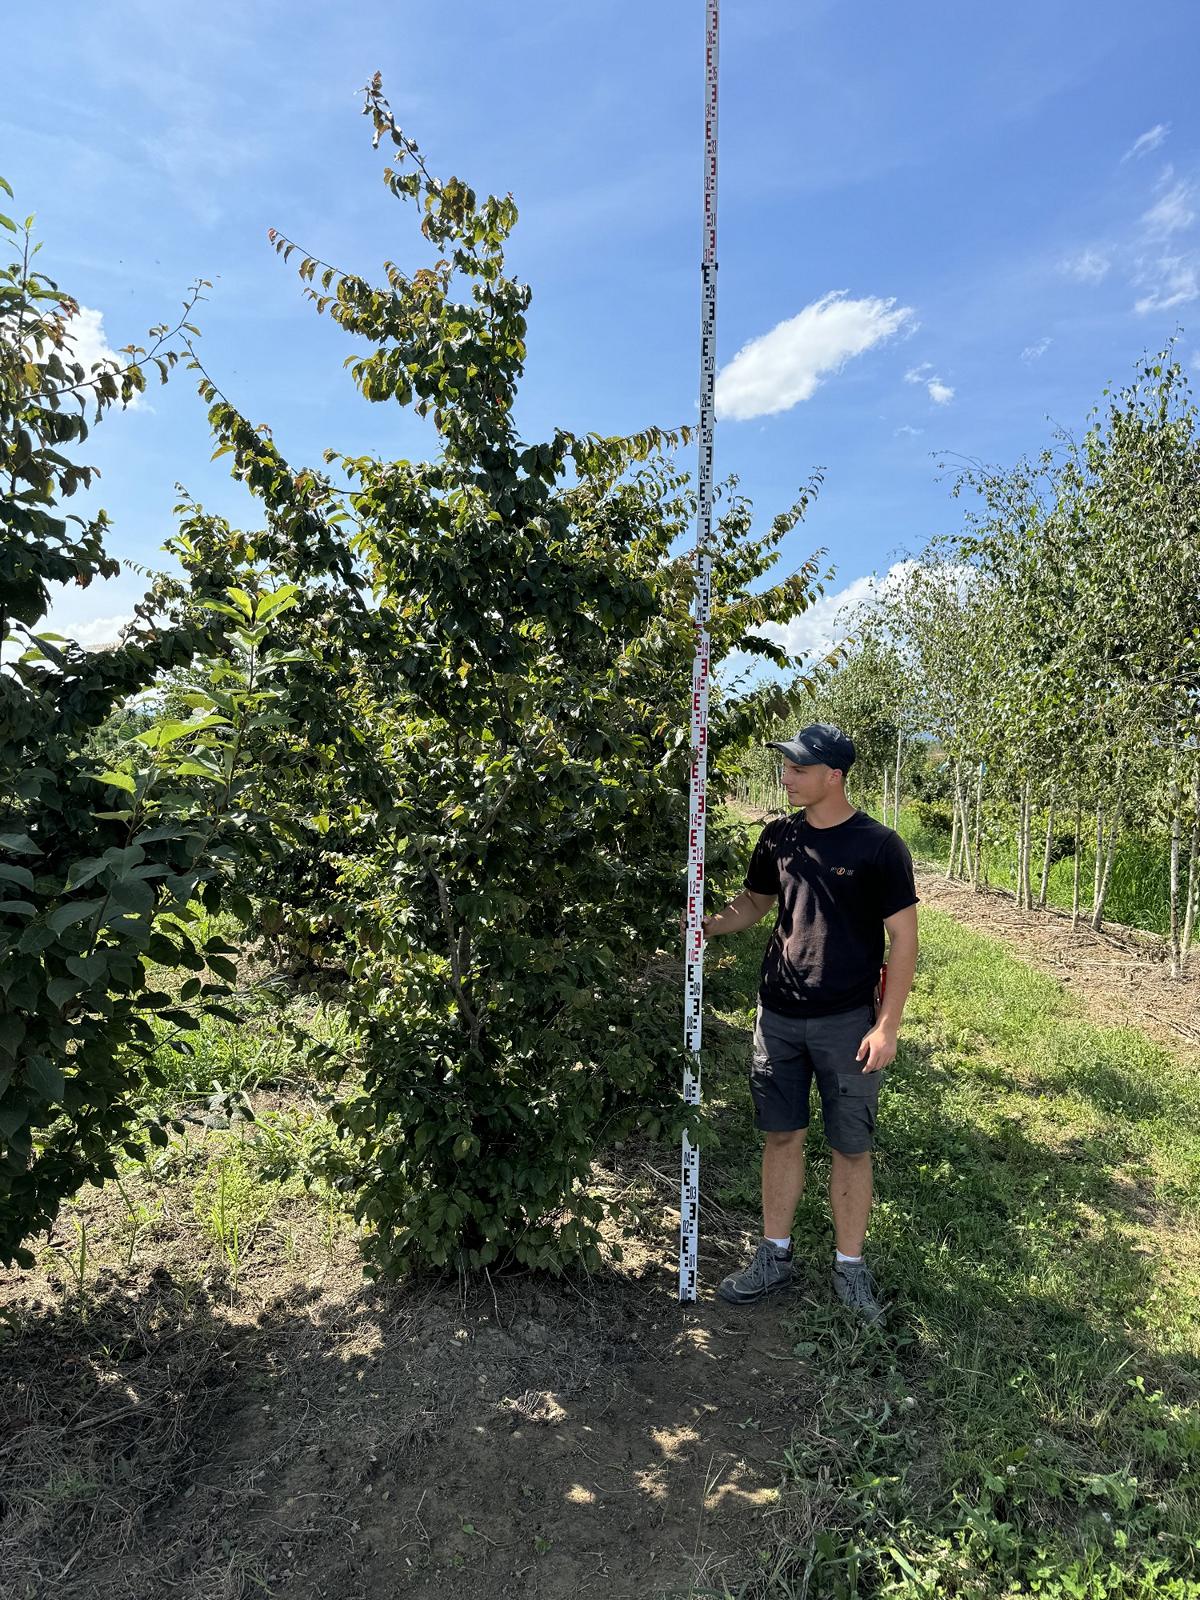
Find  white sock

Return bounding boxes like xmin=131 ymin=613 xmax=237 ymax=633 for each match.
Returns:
xmin=767 ymin=1236 xmax=791 ymax=1252
xmin=835 ymin=1249 xmax=863 ymax=1264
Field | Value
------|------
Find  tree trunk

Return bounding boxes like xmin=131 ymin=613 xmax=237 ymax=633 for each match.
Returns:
xmin=953 ymin=780 xmax=966 ymax=883
xmin=1092 ymin=802 xmax=1104 ymax=918
xmin=954 ymin=763 xmax=974 ymax=885
xmin=1092 ymin=806 xmax=1119 ymax=932
xmin=1016 ymin=779 xmax=1033 ymax=908
xmin=882 ymin=766 xmax=889 ymax=826
xmin=1071 ymin=794 xmax=1082 ymax=930
xmin=1182 ymin=767 xmax=1200 ymax=972
xmin=893 ymin=729 xmax=903 ymax=831
xmin=1169 ymin=757 xmax=1183 ymax=979
xmin=1038 ymin=783 xmax=1057 ymax=910
xmin=1017 ymin=784 xmax=1030 ymax=908
xmin=971 ymin=761 xmax=984 ymax=890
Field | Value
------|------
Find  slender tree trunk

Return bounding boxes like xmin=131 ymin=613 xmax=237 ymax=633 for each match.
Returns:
xmin=1016 ymin=779 xmax=1033 ymax=908
xmin=882 ymin=766 xmax=889 ymax=826
xmin=953 ymin=780 xmax=966 ymax=883
xmin=1169 ymin=756 xmax=1183 ymax=979
xmin=1017 ymin=784 xmax=1030 ymax=908
xmin=1071 ymin=794 xmax=1082 ymax=930
xmin=1038 ymin=783 xmax=1057 ymax=910
xmin=1092 ymin=806 xmax=1119 ymax=932
xmin=954 ymin=763 xmax=974 ymax=885
xmin=1182 ymin=767 xmax=1200 ymax=972
xmin=971 ymin=761 xmax=984 ymax=890
xmin=893 ymin=729 xmax=903 ymax=831
xmin=1092 ymin=802 xmax=1104 ymax=917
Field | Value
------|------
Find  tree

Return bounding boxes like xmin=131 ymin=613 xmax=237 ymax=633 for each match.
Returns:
xmin=0 ymin=189 xmax=347 ymax=1266
xmin=179 ymin=77 xmax=834 ymax=1276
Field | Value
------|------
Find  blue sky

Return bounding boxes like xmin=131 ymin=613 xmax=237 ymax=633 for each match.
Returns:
xmin=6 ymin=0 xmax=1199 ymax=661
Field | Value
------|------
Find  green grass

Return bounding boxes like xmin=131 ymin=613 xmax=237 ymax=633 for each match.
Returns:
xmin=695 ymin=908 xmax=1200 ymax=1599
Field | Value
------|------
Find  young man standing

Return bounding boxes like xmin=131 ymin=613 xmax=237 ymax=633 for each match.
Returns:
xmin=702 ymin=723 xmax=919 ymax=1322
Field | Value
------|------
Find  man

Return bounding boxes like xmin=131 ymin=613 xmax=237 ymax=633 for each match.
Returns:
xmin=700 ymin=723 xmax=918 ymax=1323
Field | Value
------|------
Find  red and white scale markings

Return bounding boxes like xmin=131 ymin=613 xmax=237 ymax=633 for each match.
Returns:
xmin=680 ymin=0 xmax=719 ymax=1304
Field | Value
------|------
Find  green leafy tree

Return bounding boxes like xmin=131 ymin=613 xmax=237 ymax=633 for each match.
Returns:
xmin=0 ymin=194 xmax=323 ymax=1266
xmin=182 ymin=77 xmax=833 ymax=1276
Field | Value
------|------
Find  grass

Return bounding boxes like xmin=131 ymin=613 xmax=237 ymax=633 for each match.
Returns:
xmin=695 ymin=909 xmax=1200 ymax=1598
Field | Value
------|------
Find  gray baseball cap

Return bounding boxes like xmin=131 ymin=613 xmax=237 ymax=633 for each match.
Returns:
xmin=767 ymin=722 xmax=856 ymax=772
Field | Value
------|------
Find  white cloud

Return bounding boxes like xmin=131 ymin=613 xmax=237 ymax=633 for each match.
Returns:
xmin=1141 ymin=180 xmax=1196 ymax=240
xmin=894 ymin=424 xmax=924 ymax=437
xmin=60 ymin=306 xmax=143 ymax=410
xmin=754 ymin=563 xmax=916 ymax=660
xmin=1021 ymin=338 xmax=1052 ymax=363
xmin=1122 ymin=124 xmax=1169 ymax=162
xmin=1061 ymin=248 xmax=1111 ymax=283
xmin=905 ymin=362 xmax=954 ymax=405
xmin=1133 ymin=255 xmax=1200 ymax=314
xmin=61 ymin=614 xmax=135 ymax=650
xmin=714 ymin=291 xmax=914 ymax=421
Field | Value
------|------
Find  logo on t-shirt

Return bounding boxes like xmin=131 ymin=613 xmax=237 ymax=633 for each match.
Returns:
xmin=832 ymin=866 xmax=855 ymax=877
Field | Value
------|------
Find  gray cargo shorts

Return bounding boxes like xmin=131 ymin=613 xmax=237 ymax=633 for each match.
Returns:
xmin=749 ymin=1001 xmax=882 ymax=1154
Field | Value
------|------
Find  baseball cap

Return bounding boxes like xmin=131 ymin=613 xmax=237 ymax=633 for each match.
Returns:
xmin=767 ymin=722 xmax=856 ymax=772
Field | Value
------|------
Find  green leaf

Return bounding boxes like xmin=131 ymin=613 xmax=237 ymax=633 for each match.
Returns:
xmin=159 ymin=1009 xmax=200 ymax=1030
xmin=0 ymin=834 xmax=41 ymax=856
xmin=93 ymin=769 xmax=136 ymax=793
xmin=0 ymin=864 xmax=35 ymax=890
xmin=0 ymin=1101 xmax=29 ymax=1141
xmin=107 ymin=876 xmax=155 ymax=915
xmin=47 ymin=977 xmax=81 ymax=1009
xmin=202 ymin=1004 xmax=241 ymax=1024
xmin=135 ymin=719 xmax=206 ymax=751
xmin=254 ymin=585 xmax=300 ymax=621
xmin=65 ymin=856 xmax=110 ymax=892
xmin=46 ymin=898 xmax=106 ymax=935
xmin=25 ymin=1056 xmax=66 ymax=1105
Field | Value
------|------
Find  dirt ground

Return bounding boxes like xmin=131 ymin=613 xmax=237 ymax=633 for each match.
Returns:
xmin=914 ymin=867 xmax=1200 ymax=1064
xmin=1 ymin=1174 xmax=818 ymax=1600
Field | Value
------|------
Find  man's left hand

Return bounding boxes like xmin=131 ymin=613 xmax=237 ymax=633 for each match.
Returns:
xmin=856 ymin=1024 xmax=897 ymax=1074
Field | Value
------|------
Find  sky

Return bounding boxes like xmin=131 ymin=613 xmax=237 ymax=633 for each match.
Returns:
xmin=5 ymin=0 xmax=1200 ymax=668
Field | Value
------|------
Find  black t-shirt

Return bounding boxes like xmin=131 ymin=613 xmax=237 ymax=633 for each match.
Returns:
xmin=744 ymin=809 xmax=918 ymax=1017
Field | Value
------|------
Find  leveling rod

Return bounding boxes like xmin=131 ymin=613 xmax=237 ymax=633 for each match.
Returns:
xmin=680 ymin=0 xmax=719 ymax=1304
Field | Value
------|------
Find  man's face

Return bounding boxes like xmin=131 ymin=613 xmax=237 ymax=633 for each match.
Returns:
xmin=780 ymin=759 xmax=834 ymax=807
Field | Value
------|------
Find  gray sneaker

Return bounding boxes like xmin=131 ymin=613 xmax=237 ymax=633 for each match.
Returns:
xmin=717 ymin=1240 xmax=794 ymax=1305
xmin=831 ymin=1259 xmax=886 ymax=1325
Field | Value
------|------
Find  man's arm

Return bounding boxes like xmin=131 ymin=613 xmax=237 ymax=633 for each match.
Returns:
xmin=856 ymin=903 xmax=919 ymax=1072
xmin=699 ymin=888 xmax=776 ymax=939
